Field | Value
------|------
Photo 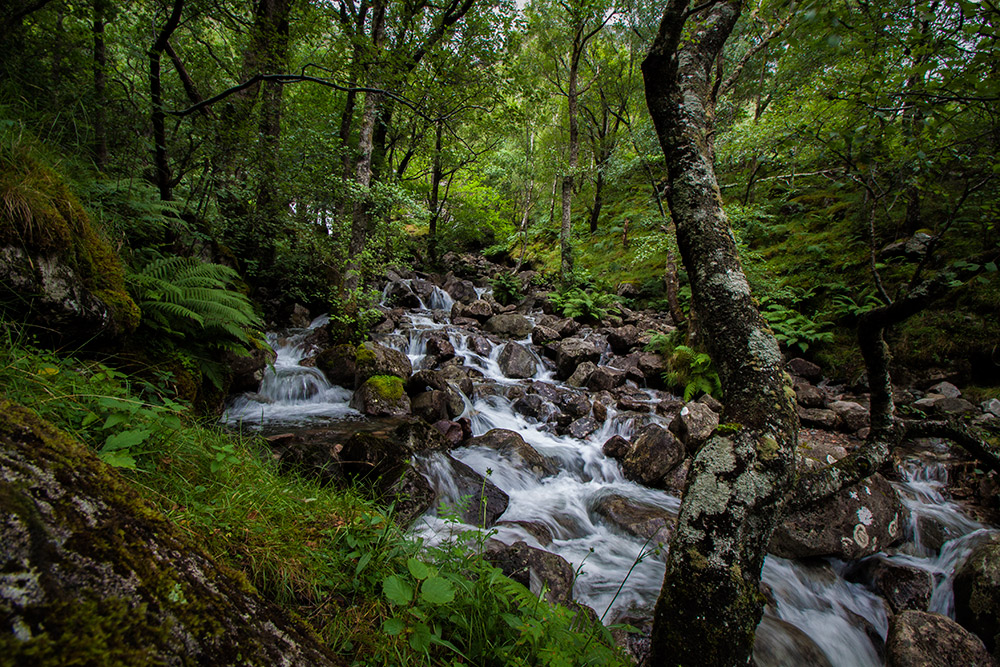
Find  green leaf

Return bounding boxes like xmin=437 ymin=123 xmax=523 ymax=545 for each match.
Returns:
xmin=985 ymin=262 xmax=997 ymax=273
xmin=355 ymin=552 xmax=372 ymax=576
xmin=102 ymin=429 xmax=152 ymax=452
xmin=382 ymin=575 xmax=413 ymax=606
xmin=409 ymin=623 xmax=432 ymax=652
xmin=382 ymin=618 xmax=406 ymax=636
xmin=407 ymin=558 xmax=430 ymax=580
xmin=420 ymin=576 xmax=455 ymax=605
xmin=99 ymin=450 xmax=137 ymax=468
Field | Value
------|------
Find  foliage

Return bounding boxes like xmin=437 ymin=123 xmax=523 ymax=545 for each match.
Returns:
xmin=759 ymin=299 xmax=833 ymax=353
xmin=646 ymin=333 xmax=722 ymax=401
xmin=491 ymin=272 xmax=523 ymax=305
xmin=548 ymin=288 xmax=618 ymax=322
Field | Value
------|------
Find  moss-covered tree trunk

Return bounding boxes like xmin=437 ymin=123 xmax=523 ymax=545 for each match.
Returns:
xmin=642 ymin=1 xmax=798 ymax=664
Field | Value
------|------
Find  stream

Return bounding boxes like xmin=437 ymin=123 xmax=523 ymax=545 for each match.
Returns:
xmin=223 ymin=287 xmax=997 ymax=666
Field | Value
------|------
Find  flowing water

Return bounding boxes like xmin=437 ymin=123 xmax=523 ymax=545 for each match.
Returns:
xmin=224 ymin=293 xmax=997 ymax=666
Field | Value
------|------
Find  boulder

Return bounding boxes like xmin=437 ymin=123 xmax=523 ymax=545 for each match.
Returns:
xmin=553 ymin=338 xmax=601 ymax=379
xmin=465 ymin=429 xmax=559 ymax=477
xmin=567 ymin=417 xmax=599 ymax=439
xmin=443 ymin=274 xmax=478 ymax=303
xmin=621 ymin=424 xmax=686 ymax=488
xmin=266 ymin=430 xmax=345 ymax=486
xmin=315 ymin=344 xmax=359 ymax=388
xmin=227 ymin=345 xmax=277 ymax=394
xmin=887 ymin=611 xmax=996 ymax=667
xmin=794 ymin=381 xmax=827 ymax=409
xmin=933 ymin=397 xmax=977 ymax=416
xmin=338 ymin=419 xmax=448 ymax=489
xmin=350 ymin=376 xmax=412 ymax=417
xmin=588 ymin=366 xmax=626 ymax=392
xmin=983 ymin=398 xmax=1000 ymax=418
xmin=796 ymin=435 xmax=848 ymax=470
xmin=697 ymin=393 xmax=724 ymax=414
xmin=498 ymin=342 xmax=537 ymax=379
xmin=636 ymin=352 xmax=668 ymax=387
xmin=566 ymin=361 xmax=597 ymax=387
xmin=411 ymin=390 xmax=449 ymax=423
xmin=289 ymin=303 xmax=311 ymax=328
xmin=531 ymin=325 xmax=561 ymax=346
xmin=953 ymin=533 xmax=1000 ymax=657
xmin=753 ymin=615 xmax=833 ymax=667
xmin=512 ymin=394 xmax=549 ymax=420
xmin=558 ymin=392 xmax=592 ymax=418
xmin=484 ymin=540 xmax=575 ymax=605
xmin=389 ymin=466 xmax=437 ymax=526
xmin=607 ymin=325 xmax=640 ymax=354
xmin=484 ymin=313 xmax=534 ymax=338
xmin=797 ymin=406 xmax=840 ymax=430
xmin=382 ymin=278 xmax=421 ymax=308
xmin=591 ymin=493 xmax=676 ymax=546
xmin=0 ymin=401 xmax=340 ymax=666
xmin=452 ymin=299 xmax=493 ymax=322
xmin=669 ymin=402 xmax=719 ymax=452
xmin=787 ymin=358 xmax=823 ymax=382
xmin=771 ymin=473 xmax=907 ymax=560
xmin=602 ymin=435 xmax=631 ymax=460
xmin=425 ymin=334 xmax=455 ymax=361
xmin=425 ymin=454 xmax=509 ymax=527
xmin=355 ymin=341 xmax=412 ymax=386
xmin=927 ymin=381 xmax=962 ymax=398
xmin=829 ymin=400 xmax=870 ymax=433
xmin=849 ymin=558 xmax=933 ymax=614
xmin=432 ymin=420 xmax=465 ymax=446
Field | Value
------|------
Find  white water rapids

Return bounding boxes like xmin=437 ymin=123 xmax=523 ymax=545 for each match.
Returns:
xmin=223 ymin=291 xmax=997 ymax=666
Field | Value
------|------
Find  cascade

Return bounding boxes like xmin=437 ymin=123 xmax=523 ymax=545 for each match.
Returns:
xmin=223 ymin=286 xmax=998 ymax=666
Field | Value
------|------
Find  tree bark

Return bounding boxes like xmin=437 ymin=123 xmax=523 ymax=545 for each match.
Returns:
xmin=643 ymin=2 xmax=798 ymax=664
xmin=560 ymin=27 xmax=583 ymax=284
xmin=428 ymin=120 xmax=444 ymax=260
xmin=150 ymin=0 xmax=185 ymax=201
xmin=92 ymin=0 xmax=108 ymax=171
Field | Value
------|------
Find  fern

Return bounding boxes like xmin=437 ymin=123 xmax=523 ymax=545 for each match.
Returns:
xmin=646 ymin=335 xmax=723 ymax=401
xmin=548 ymin=288 xmax=619 ymax=322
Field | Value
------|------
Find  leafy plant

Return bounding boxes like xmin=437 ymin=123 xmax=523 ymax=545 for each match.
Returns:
xmin=491 ymin=271 xmax=523 ymax=306
xmin=646 ymin=334 xmax=722 ymax=401
xmin=759 ymin=299 xmax=833 ymax=353
xmin=548 ymin=288 xmax=619 ymax=322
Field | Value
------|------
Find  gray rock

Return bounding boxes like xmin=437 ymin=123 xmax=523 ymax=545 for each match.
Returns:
xmin=566 ymin=361 xmax=597 ymax=387
xmin=355 ymin=341 xmax=412 ymax=386
xmin=498 ymin=342 xmax=538 ymax=379
xmin=411 ymin=390 xmax=449 ymax=423
xmin=850 ymin=558 xmax=933 ymax=614
xmin=602 ymin=435 xmax=631 ymax=460
xmin=954 ymin=533 xmax=1000 ymax=657
xmin=554 ymin=338 xmax=601 ymax=379
xmin=983 ymin=398 xmax=1000 ymax=418
xmin=485 ymin=540 xmax=575 ymax=605
xmin=429 ymin=454 xmax=509 ymax=527
xmin=443 ymin=274 xmax=478 ymax=303
xmin=697 ymin=393 xmax=724 ymax=414
xmin=452 ymin=299 xmax=493 ymax=322
xmin=669 ymin=402 xmax=720 ymax=452
xmin=829 ymin=400 xmax=870 ymax=432
xmin=531 ymin=325 xmax=561 ymax=346
xmin=591 ymin=493 xmax=676 ymax=546
xmin=795 ymin=381 xmax=827 ymax=409
xmin=349 ymin=377 xmax=412 ymax=417
xmin=787 ymin=357 xmax=823 ymax=382
xmin=753 ymin=615 xmax=833 ymax=667
xmin=887 ymin=611 xmax=996 ymax=667
xmin=771 ymin=473 xmax=908 ymax=560
xmin=607 ymin=325 xmax=640 ymax=354
xmin=796 ymin=437 xmax=848 ymax=471
xmin=466 ymin=429 xmax=559 ymax=477
xmin=797 ymin=406 xmax=839 ymax=430
xmin=636 ymin=352 xmax=668 ymax=387
xmin=934 ymin=397 xmax=977 ymax=416
xmin=587 ymin=366 xmax=626 ymax=391
xmin=426 ymin=334 xmax=455 ymax=361
xmin=928 ymin=381 xmax=961 ymax=398
xmin=484 ymin=312 xmax=534 ymax=338
xmin=289 ymin=303 xmax=311 ymax=328
xmin=568 ymin=417 xmax=599 ymax=439
xmin=621 ymin=424 xmax=686 ymax=488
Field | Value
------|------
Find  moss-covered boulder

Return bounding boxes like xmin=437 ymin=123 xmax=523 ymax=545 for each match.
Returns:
xmin=350 ymin=375 xmax=411 ymax=417
xmin=0 ymin=400 xmax=340 ymax=666
xmin=954 ymin=533 xmax=1000 ymax=659
xmin=0 ymin=143 xmax=139 ymax=342
xmin=354 ymin=342 xmax=412 ymax=387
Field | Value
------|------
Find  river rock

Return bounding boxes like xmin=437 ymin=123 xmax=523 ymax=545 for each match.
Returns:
xmin=771 ymin=473 xmax=907 ymax=560
xmin=432 ymin=419 xmax=465 ymax=446
xmin=227 ymin=344 xmax=277 ymax=394
xmin=389 ymin=465 xmax=437 ymax=525
xmin=314 ymin=344 xmax=359 ymax=388
xmin=465 ymin=429 xmax=559 ymax=477
xmin=607 ymin=325 xmax=640 ymax=354
xmin=337 ymin=419 xmax=448 ymax=489
xmin=591 ymin=493 xmax=676 ymax=546
xmin=887 ymin=610 xmax=996 ymax=667
xmin=795 ymin=380 xmax=827 ymax=408
xmin=933 ymin=397 xmax=977 ymax=416
xmin=452 ymin=299 xmax=493 ymax=322
xmin=554 ymin=338 xmax=601 ymax=379
xmin=531 ymin=325 xmax=561 ymax=346
xmin=669 ymin=402 xmax=719 ymax=452
xmin=787 ymin=357 xmax=823 ymax=382
xmin=496 ymin=520 xmax=553 ymax=547
xmin=484 ymin=312 xmax=534 ymax=338
xmin=621 ymin=424 xmax=686 ymax=488
xmin=796 ymin=435 xmax=848 ymax=470
xmin=753 ymin=615 xmax=833 ymax=667
xmin=849 ymin=558 xmax=933 ymax=614
xmin=498 ymin=342 xmax=537 ymax=379
xmin=829 ymin=400 xmax=870 ymax=432
xmin=429 ymin=455 xmax=509 ymax=527
xmin=953 ymin=533 xmax=1000 ymax=657
xmin=266 ymin=429 xmax=345 ymax=486
xmin=484 ymin=540 xmax=575 ymax=605
xmin=927 ymin=381 xmax=962 ymax=398
xmin=0 ymin=401 xmax=340 ymax=666
xmin=425 ymin=334 xmax=455 ymax=361
xmin=512 ymin=394 xmax=549 ymax=420
xmin=355 ymin=341 xmax=412 ymax=386
xmin=411 ymin=390 xmax=449 ymax=423
xmin=697 ymin=392 xmax=724 ymax=414
xmin=558 ymin=392 xmax=592 ymax=417
xmin=567 ymin=417 xmax=599 ymax=439
xmin=351 ymin=375 xmax=411 ymax=415
xmin=602 ymin=435 xmax=631 ymax=460
xmin=797 ymin=406 xmax=840 ymax=430
xmin=383 ymin=277 xmax=422 ymax=308
xmin=566 ymin=361 xmax=597 ymax=387
xmin=588 ymin=366 xmax=626 ymax=391
xmin=636 ymin=352 xmax=668 ymax=387
xmin=443 ymin=274 xmax=478 ymax=303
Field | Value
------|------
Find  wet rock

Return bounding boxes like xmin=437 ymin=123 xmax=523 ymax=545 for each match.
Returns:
xmin=429 ymin=455 xmax=509 ymax=527
xmin=621 ymin=424 xmax=686 ymax=488
xmin=591 ymin=493 xmax=676 ymax=546
xmin=607 ymin=325 xmax=640 ymax=354
xmin=484 ymin=313 xmax=534 ymax=338
xmin=383 ymin=278 xmax=422 ymax=308
xmin=797 ymin=406 xmax=839 ymax=430
xmin=787 ymin=357 xmax=823 ymax=382
xmin=753 ymin=615 xmax=833 ymax=667
xmin=497 ymin=520 xmax=553 ymax=546
xmin=829 ymin=400 xmax=869 ymax=432
xmin=465 ymin=429 xmax=559 ymax=477
xmin=655 ymin=397 xmax=685 ymax=419
xmin=553 ymin=338 xmax=601 ymax=379
xmin=771 ymin=473 xmax=907 ymax=560
xmin=591 ymin=391 xmax=613 ymax=422
xmin=588 ymin=366 xmax=626 ymax=392
xmin=411 ymin=390 xmax=449 ymax=423
xmin=227 ymin=345 xmax=277 ymax=394
xmin=636 ymin=352 xmax=668 ymax=387
xmin=266 ymin=430 xmax=345 ymax=486
xmin=390 ymin=466 xmax=437 ymax=525
xmin=933 ymin=397 xmax=977 ymax=416
xmin=558 ymin=392 xmax=592 ymax=418
xmin=512 ymin=394 xmax=546 ymax=420
xmin=887 ymin=610 xmax=996 ymax=667
xmin=289 ymin=303 xmax=311 ymax=328
xmin=484 ymin=540 xmax=575 ymax=605
xmin=443 ymin=274 xmax=478 ymax=303
xmin=314 ymin=343 xmax=358 ymax=388
xmin=338 ymin=419 xmax=448 ymax=489
xmin=568 ymin=417 xmax=599 ymax=439
xmin=468 ymin=334 xmax=493 ymax=356
xmin=355 ymin=341 xmax=412 ymax=386
xmin=531 ymin=325 xmax=561 ymax=346
xmin=350 ymin=376 xmax=412 ymax=417
xmin=566 ymin=361 xmax=597 ymax=387
xmin=432 ymin=420 xmax=465 ymax=446
xmin=425 ymin=334 xmax=455 ymax=361
xmin=498 ymin=342 xmax=537 ymax=379
xmin=617 ymin=394 xmax=651 ymax=413
xmin=602 ymin=435 xmax=631 ymax=460
xmin=452 ymin=299 xmax=492 ymax=322
xmin=928 ymin=381 xmax=962 ymax=398
xmin=697 ymin=392 xmax=724 ymax=414
xmin=794 ymin=381 xmax=827 ymax=409
xmin=849 ymin=558 xmax=932 ymax=613
xmin=538 ymin=315 xmax=581 ymax=339
xmin=669 ymin=402 xmax=719 ymax=452
xmin=953 ymin=533 xmax=1000 ymax=657
xmin=663 ymin=458 xmax=690 ymax=495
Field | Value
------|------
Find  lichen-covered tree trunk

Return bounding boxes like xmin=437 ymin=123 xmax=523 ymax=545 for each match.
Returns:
xmin=642 ymin=1 xmax=799 ymax=664
xmin=560 ymin=29 xmax=583 ymax=284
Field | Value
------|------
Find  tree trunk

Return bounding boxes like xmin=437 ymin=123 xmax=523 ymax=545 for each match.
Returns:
xmin=643 ymin=2 xmax=798 ymax=665
xmin=428 ymin=120 xmax=444 ymax=261
xmin=92 ymin=0 xmax=107 ymax=171
xmin=560 ymin=28 xmax=583 ymax=284
xmin=588 ymin=168 xmax=604 ymax=235
xmin=150 ymin=0 xmax=184 ymax=201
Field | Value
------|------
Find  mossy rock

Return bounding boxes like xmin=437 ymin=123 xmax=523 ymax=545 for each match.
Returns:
xmin=954 ymin=533 xmax=1000 ymax=659
xmin=0 ymin=400 xmax=341 ymax=666
xmin=353 ymin=342 xmax=412 ymax=387
xmin=349 ymin=375 xmax=411 ymax=417
xmin=0 ymin=141 xmax=139 ymax=341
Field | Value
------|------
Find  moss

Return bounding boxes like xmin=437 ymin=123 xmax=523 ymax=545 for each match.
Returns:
xmin=716 ymin=422 xmax=743 ymax=435
xmin=355 ymin=343 xmax=377 ymax=365
xmin=365 ymin=375 xmax=404 ymax=402
xmin=758 ymin=435 xmax=780 ymax=461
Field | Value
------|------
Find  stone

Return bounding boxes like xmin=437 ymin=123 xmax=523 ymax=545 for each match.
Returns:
xmin=636 ymin=352 xmax=668 ymax=387
xmin=389 ymin=466 xmax=437 ymax=526
xmin=587 ymin=366 xmax=626 ymax=392
xmin=349 ymin=376 xmax=412 ymax=417
xmin=496 ymin=520 xmax=553 ymax=546
xmin=337 ymin=419 xmax=447 ymax=489
xmin=796 ymin=435 xmax=848 ymax=470
xmin=531 ymin=325 xmax=561 ymax=346
xmin=602 ymin=435 xmax=631 ymax=460
xmin=465 ymin=429 xmax=559 ymax=477
xmin=591 ymin=493 xmax=676 ymax=546
xmin=849 ymin=558 xmax=933 ymax=614
xmin=669 ymin=402 xmax=720 ymax=452
xmin=498 ymin=342 xmax=537 ymax=379
xmin=787 ymin=357 xmax=823 ymax=382
xmin=887 ymin=611 xmax=996 ymax=667
xmin=383 ymin=278 xmax=421 ymax=308
xmin=566 ymin=361 xmax=597 ymax=387
xmin=953 ymin=533 xmax=1000 ymax=657
xmin=983 ymin=398 xmax=1000 ymax=418
xmin=621 ymin=424 xmax=686 ymax=488
xmin=794 ymin=381 xmax=827 ymax=409
xmin=697 ymin=392 xmax=724 ymax=414
xmin=771 ymin=473 xmax=907 ymax=560
xmin=0 ymin=401 xmax=340 ymax=666
xmin=663 ymin=458 xmax=690 ymax=495
xmin=797 ymin=406 xmax=840 ymax=430
xmin=425 ymin=334 xmax=455 ymax=361
xmin=431 ymin=420 xmax=465 ymax=446
xmin=267 ymin=429 xmax=345 ymax=486
xmin=933 ymin=397 xmax=977 ymax=416
xmin=411 ymin=390 xmax=449 ymax=423
xmin=484 ymin=313 xmax=534 ymax=338
xmin=927 ymin=381 xmax=961 ymax=398
xmin=427 ymin=454 xmax=509 ymax=527
xmin=355 ymin=341 xmax=412 ymax=386
xmin=607 ymin=325 xmax=640 ymax=354
xmin=753 ymin=615 xmax=833 ymax=667
xmin=553 ymin=338 xmax=601 ymax=379
xmin=558 ymin=392 xmax=592 ymax=418
xmin=568 ymin=417 xmax=599 ymax=439
xmin=443 ymin=274 xmax=478 ymax=303
xmin=829 ymin=400 xmax=870 ymax=432
xmin=452 ymin=299 xmax=492 ymax=322
xmin=227 ymin=345 xmax=277 ymax=394
xmin=484 ymin=540 xmax=575 ymax=606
